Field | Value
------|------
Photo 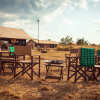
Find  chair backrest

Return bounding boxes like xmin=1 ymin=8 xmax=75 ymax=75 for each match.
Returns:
xmin=70 ymin=49 xmax=80 ymax=57
xmin=0 ymin=51 xmax=9 ymax=57
xmin=80 ymin=48 xmax=95 ymax=67
xmin=9 ymin=45 xmax=15 ymax=56
xmin=97 ymin=50 xmax=100 ymax=56
xmin=0 ymin=51 xmax=16 ymax=62
xmin=14 ymin=45 xmax=31 ymax=56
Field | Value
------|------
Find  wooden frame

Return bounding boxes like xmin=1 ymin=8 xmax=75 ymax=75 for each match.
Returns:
xmin=0 ymin=46 xmax=41 ymax=80
xmin=44 ymin=60 xmax=64 ymax=80
xmin=65 ymin=56 xmax=96 ymax=82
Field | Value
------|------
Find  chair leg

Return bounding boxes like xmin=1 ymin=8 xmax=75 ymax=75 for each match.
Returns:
xmin=45 ymin=65 xmax=49 ymax=79
xmin=67 ymin=62 xmax=70 ymax=80
xmin=92 ymin=67 xmax=97 ymax=81
xmin=60 ymin=66 xmax=63 ymax=80
xmin=1 ymin=63 xmax=5 ymax=73
xmin=31 ymin=64 xmax=33 ymax=80
xmin=39 ymin=56 xmax=41 ymax=78
xmin=22 ymin=63 xmax=25 ymax=75
xmin=74 ymin=67 xmax=78 ymax=82
xmin=74 ymin=67 xmax=88 ymax=82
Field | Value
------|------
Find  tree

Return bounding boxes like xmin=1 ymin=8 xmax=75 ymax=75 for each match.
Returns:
xmin=76 ymin=38 xmax=88 ymax=45
xmin=48 ymin=39 xmax=51 ymax=41
xmin=60 ymin=36 xmax=73 ymax=45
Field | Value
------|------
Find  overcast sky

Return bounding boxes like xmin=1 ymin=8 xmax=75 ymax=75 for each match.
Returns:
xmin=0 ymin=0 xmax=100 ymax=43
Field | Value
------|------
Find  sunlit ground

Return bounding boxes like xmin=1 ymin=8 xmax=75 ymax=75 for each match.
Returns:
xmin=0 ymin=50 xmax=100 ymax=100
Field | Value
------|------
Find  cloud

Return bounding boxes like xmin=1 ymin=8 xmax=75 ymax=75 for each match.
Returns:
xmin=0 ymin=0 xmax=72 ymax=38
xmin=0 ymin=0 xmax=70 ymax=17
xmin=42 ymin=7 xmax=65 ymax=23
xmin=92 ymin=0 xmax=100 ymax=2
xmin=2 ymin=21 xmax=20 ymax=28
xmin=2 ymin=19 xmax=33 ymax=34
xmin=90 ymin=0 xmax=100 ymax=8
xmin=41 ymin=0 xmax=69 ymax=23
xmin=0 ymin=0 xmax=70 ymax=29
xmin=0 ymin=0 xmax=88 ymax=24
xmin=64 ymin=18 xmax=72 ymax=24
xmin=0 ymin=0 xmax=31 ymax=15
xmin=92 ymin=19 xmax=100 ymax=32
xmin=0 ymin=0 xmax=92 ymax=41
xmin=93 ymin=19 xmax=100 ymax=25
xmin=0 ymin=0 xmax=90 ymax=23
xmin=0 ymin=12 xmax=19 ymax=19
xmin=80 ymin=0 xmax=88 ymax=10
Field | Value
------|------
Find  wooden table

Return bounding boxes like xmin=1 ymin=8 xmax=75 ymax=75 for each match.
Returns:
xmin=44 ymin=60 xmax=64 ymax=80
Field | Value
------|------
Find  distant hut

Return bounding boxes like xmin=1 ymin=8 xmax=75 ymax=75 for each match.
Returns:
xmin=27 ymin=39 xmax=35 ymax=50
xmin=27 ymin=39 xmax=58 ymax=49
xmin=0 ymin=26 xmax=31 ymax=50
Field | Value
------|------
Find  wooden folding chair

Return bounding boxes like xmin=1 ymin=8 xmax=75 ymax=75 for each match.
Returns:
xmin=12 ymin=56 xmax=40 ymax=80
xmin=67 ymin=48 xmax=96 ymax=82
xmin=70 ymin=48 xmax=80 ymax=56
xmin=94 ymin=50 xmax=100 ymax=80
xmin=66 ymin=56 xmax=80 ymax=82
xmin=0 ymin=51 xmax=16 ymax=74
xmin=95 ymin=50 xmax=100 ymax=65
xmin=11 ymin=46 xmax=41 ymax=80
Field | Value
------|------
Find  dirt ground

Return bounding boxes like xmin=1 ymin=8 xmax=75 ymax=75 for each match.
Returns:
xmin=0 ymin=50 xmax=100 ymax=100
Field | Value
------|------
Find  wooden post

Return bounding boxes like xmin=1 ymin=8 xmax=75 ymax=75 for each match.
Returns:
xmin=67 ymin=57 xmax=70 ymax=80
xmin=31 ymin=56 xmax=33 ymax=80
xmin=75 ymin=57 xmax=78 ymax=82
xmin=13 ymin=55 xmax=16 ymax=78
xmin=39 ymin=55 xmax=40 ymax=77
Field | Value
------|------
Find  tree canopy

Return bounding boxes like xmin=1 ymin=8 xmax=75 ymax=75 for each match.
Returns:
xmin=76 ymin=38 xmax=88 ymax=45
xmin=60 ymin=36 xmax=73 ymax=45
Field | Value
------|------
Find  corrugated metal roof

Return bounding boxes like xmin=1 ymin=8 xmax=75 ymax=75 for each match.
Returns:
xmin=0 ymin=26 xmax=31 ymax=39
xmin=33 ymin=39 xmax=58 ymax=44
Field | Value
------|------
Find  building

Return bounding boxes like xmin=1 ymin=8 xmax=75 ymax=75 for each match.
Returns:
xmin=27 ymin=39 xmax=58 ymax=49
xmin=0 ymin=26 xmax=31 ymax=50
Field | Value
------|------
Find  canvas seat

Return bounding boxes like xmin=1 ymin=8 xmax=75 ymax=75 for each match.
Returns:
xmin=9 ymin=45 xmax=15 ymax=56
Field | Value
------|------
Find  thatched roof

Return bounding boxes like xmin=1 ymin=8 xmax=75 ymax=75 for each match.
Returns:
xmin=0 ymin=26 xmax=31 ymax=39
xmin=33 ymin=39 xmax=58 ymax=45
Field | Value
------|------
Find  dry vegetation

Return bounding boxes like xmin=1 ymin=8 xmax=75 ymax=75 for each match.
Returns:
xmin=57 ymin=44 xmax=100 ymax=51
xmin=1 ymin=48 xmax=100 ymax=100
